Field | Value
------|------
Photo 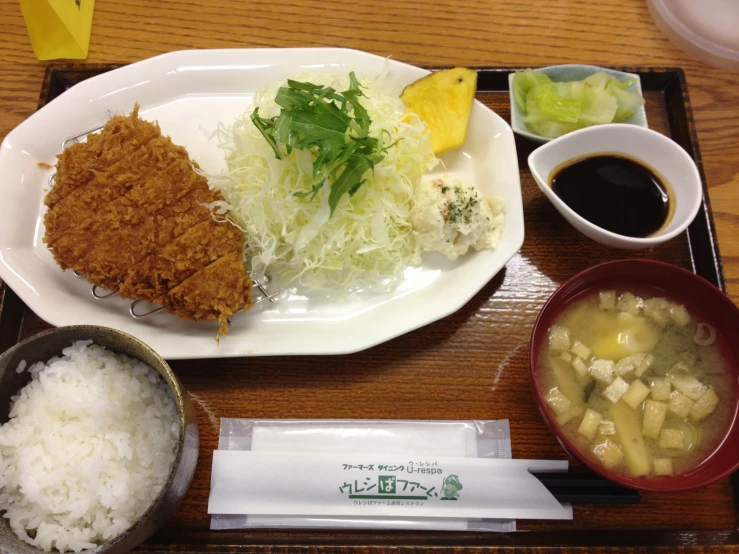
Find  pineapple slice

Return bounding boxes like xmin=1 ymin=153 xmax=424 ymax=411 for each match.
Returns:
xmin=400 ymin=67 xmax=478 ymax=155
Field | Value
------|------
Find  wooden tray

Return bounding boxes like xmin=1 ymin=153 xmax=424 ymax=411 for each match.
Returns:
xmin=1 ymin=65 xmax=737 ymax=553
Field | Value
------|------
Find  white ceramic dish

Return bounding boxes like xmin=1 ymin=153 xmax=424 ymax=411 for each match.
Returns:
xmin=508 ymin=65 xmax=648 ymax=144
xmin=0 ymin=48 xmax=524 ymax=359
xmin=528 ymin=124 xmax=701 ymax=250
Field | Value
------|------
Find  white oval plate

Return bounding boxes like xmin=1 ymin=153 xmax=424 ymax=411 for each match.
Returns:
xmin=0 ymin=48 xmax=523 ymax=359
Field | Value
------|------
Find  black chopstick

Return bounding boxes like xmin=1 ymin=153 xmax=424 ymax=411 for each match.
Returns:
xmin=532 ymin=471 xmax=642 ymax=505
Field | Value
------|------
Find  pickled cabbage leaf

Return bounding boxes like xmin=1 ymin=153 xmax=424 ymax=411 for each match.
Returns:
xmin=579 ymin=87 xmax=618 ymax=126
xmin=513 ymin=70 xmax=644 ymax=138
xmin=512 ymin=70 xmax=552 ymax=112
xmin=532 ymin=84 xmax=581 ymax=123
xmin=606 ymin=80 xmax=644 ymax=122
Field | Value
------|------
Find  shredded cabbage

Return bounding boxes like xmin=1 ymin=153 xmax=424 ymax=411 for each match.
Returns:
xmin=207 ymin=73 xmax=438 ymax=291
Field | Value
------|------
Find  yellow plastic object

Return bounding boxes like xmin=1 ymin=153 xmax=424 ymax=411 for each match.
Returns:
xmin=400 ymin=68 xmax=477 ymax=155
xmin=20 ymin=0 xmax=95 ymax=60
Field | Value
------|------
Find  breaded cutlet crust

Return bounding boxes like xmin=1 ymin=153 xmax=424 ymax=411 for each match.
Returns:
xmin=44 ymin=105 xmax=252 ymax=336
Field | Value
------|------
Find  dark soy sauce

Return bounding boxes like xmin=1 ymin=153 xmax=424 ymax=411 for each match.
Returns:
xmin=550 ymin=154 xmax=671 ymax=238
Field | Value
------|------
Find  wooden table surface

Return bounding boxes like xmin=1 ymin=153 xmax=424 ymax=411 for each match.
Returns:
xmin=1 ymin=1 xmax=739 ymax=553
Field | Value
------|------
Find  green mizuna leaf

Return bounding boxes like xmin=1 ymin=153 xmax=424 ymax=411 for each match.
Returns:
xmin=250 ymin=108 xmax=285 ymax=160
xmin=251 ymin=72 xmax=387 ymax=216
xmin=329 ymin=154 xmax=373 ymax=214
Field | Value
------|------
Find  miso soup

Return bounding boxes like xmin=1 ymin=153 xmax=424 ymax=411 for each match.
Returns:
xmin=539 ymin=288 xmax=735 ymax=478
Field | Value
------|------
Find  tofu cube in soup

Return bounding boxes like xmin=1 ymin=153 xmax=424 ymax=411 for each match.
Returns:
xmin=634 ymin=353 xmax=654 ymax=378
xmin=603 ymin=376 xmax=630 ymax=403
xmin=617 ymin=292 xmax=643 ymax=316
xmin=668 ymin=303 xmax=690 ymax=326
xmin=559 ymin=351 xmax=573 ymax=363
xmin=659 ymin=428 xmax=685 ymax=449
xmin=642 ymin=400 xmax=668 ymax=439
xmin=571 ymin=355 xmax=589 ymax=379
xmin=545 ymin=389 xmax=571 ymax=415
xmin=589 ymin=359 xmax=615 ymax=384
xmin=570 ymin=340 xmax=591 ymax=360
xmin=643 ymin=297 xmax=670 ymax=327
xmin=577 ymin=408 xmax=603 ymax=440
xmin=668 ymin=392 xmax=695 ymax=419
xmin=614 ymin=353 xmax=646 ymax=377
xmin=598 ymin=419 xmax=616 ymax=436
xmin=548 ymin=325 xmax=571 ymax=351
xmin=690 ymin=388 xmax=719 ymax=422
xmin=650 ymin=377 xmax=671 ymax=401
xmin=621 ymin=379 xmax=651 ymax=409
xmin=653 ymin=458 xmax=674 ymax=476
xmin=556 ymin=404 xmax=584 ymax=426
xmin=592 ymin=438 xmax=624 ymax=469
xmin=670 ymin=374 xmax=708 ymax=401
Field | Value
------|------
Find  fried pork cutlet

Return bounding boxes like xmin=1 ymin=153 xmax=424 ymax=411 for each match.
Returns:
xmin=44 ymin=105 xmax=252 ymax=336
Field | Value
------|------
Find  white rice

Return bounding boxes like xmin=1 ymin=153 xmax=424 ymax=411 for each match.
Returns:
xmin=0 ymin=340 xmax=178 ymax=553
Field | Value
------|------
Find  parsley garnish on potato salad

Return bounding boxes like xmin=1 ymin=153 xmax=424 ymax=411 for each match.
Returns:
xmin=207 ymin=71 xmax=504 ymax=291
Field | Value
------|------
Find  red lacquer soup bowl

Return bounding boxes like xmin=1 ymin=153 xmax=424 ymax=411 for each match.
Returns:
xmin=529 ymin=260 xmax=739 ymax=492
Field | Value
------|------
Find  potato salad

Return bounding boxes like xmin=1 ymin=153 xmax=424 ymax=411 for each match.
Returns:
xmin=411 ymin=175 xmax=504 ymax=260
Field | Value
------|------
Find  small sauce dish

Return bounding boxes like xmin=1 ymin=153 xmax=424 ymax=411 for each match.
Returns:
xmin=528 ymin=124 xmax=702 ymax=250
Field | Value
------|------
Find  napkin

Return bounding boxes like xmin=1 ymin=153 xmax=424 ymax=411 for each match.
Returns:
xmin=210 ymin=419 xmax=571 ymax=531
xmin=208 ymin=451 xmax=572 ymax=520
xmin=20 ymin=0 xmax=95 ymax=60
